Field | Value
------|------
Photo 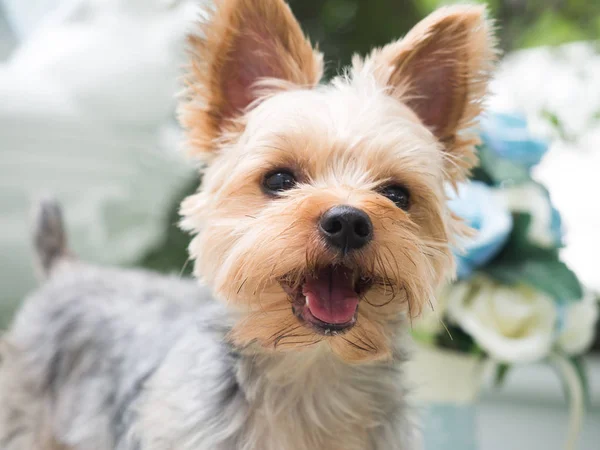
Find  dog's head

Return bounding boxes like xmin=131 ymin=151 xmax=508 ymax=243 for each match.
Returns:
xmin=180 ymin=0 xmax=496 ymax=362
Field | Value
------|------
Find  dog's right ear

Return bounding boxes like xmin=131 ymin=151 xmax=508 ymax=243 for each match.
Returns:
xmin=181 ymin=0 xmax=323 ymax=155
xmin=356 ymin=5 xmax=497 ymax=182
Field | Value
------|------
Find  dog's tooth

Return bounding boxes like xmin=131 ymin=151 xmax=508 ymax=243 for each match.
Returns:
xmin=305 ymin=295 xmax=309 ymax=306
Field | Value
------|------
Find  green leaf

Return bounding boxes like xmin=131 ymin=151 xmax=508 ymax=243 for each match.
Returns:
xmin=482 ymin=208 xmax=582 ymax=303
xmin=493 ymin=213 xmax=561 ymax=263
xmin=484 ymin=258 xmax=583 ymax=303
xmin=470 ymin=149 xmax=495 ymax=185
xmin=435 ymin=323 xmax=478 ymax=354
xmin=477 ymin=145 xmax=532 ymax=185
xmin=541 ymin=109 xmax=575 ymax=142
xmin=542 ymin=109 xmax=561 ymax=129
xmin=469 ymin=166 xmax=494 ymax=186
xmin=494 ymin=363 xmax=511 ymax=387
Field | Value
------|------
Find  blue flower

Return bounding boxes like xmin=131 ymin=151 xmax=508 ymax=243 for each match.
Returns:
xmin=448 ymin=182 xmax=513 ymax=279
xmin=479 ymin=112 xmax=548 ymax=169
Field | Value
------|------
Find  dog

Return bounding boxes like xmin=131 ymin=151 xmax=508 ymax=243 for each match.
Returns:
xmin=0 ymin=0 xmax=497 ymax=449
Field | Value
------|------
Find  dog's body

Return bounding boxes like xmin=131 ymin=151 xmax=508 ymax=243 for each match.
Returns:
xmin=0 ymin=0 xmax=497 ymax=448
xmin=0 ymin=214 xmax=414 ymax=450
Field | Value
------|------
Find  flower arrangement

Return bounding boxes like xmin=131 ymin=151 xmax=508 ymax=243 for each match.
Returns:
xmin=413 ymin=112 xmax=599 ymax=446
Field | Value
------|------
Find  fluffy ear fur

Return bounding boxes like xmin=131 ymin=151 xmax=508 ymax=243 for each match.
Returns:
xmin=181 ymin=0 xmax=323 ymax=155
xmin=358 ymin=5 xmax=498 ymax=181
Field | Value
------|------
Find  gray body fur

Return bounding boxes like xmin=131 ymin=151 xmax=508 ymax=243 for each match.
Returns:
xmin=0 ymin=202 xmax=418 ymax=450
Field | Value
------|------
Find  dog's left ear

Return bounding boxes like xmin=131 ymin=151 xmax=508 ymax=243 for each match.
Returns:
xmin=361 ymin=5 xmax=497 ymax=181
xmin=181 ymin=0 xmax=323 ymax=156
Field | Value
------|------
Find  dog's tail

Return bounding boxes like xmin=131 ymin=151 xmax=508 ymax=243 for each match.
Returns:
xmin=32 ymin=198 xmax=72 ymax=278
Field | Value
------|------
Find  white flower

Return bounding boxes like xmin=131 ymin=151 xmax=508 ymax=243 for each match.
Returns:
xmin=499 ymin=183 xmax=561 ymax=248
xmin=558 ymin=293 xmax=599 ymax=355
xmin=446 ymin=276 xmax=557 ymax=363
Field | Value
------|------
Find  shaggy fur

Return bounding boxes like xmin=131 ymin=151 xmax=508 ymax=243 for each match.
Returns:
xmin=0 ymin=1 xmax=497 ymax=449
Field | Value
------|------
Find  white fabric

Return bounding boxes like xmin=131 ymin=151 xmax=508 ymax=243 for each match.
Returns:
xmin=0 ymin=0 xmax=207 ymax=315
xmin=488 ymin=42 xmax=600 ymax=292
xmin=1 ymin=0 xmax=60 ymax=38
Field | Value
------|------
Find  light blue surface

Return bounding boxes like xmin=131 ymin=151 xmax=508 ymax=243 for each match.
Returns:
xmin=423 ymin=404 xmax=478 ymax=450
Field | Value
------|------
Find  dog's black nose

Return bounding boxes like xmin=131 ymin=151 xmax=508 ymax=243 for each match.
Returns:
xmin=319 ymin=205 xmax=373 ymax=252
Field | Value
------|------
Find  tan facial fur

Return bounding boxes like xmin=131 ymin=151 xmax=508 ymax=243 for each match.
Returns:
xmin=180 ymin=0 xmax=497 ymax=362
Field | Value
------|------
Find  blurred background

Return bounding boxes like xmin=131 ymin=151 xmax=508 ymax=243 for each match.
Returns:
xmin=0 ymin=0 xmax=598 ymax=449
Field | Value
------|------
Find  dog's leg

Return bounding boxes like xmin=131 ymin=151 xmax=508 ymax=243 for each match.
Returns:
xmin=0 ymin=342 xmax=63 ymax=450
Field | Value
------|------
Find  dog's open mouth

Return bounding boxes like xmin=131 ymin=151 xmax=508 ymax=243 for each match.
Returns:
xmin=282 ymin=266 xmax=372 ymax=335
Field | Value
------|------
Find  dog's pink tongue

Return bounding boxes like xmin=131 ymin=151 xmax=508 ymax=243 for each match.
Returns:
xmin=303 ymin=267 xmax=358 ymax=324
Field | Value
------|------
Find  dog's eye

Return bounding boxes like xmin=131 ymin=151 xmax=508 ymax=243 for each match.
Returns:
xmin=263 ymin=170 xmax=297 ymax=194
xmin=379 ymin=185 xmax=410 ymax=210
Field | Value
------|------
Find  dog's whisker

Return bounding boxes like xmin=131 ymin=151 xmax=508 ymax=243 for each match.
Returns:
xmin=341 ymin=336 xmax=377 ymax=354
xmin=178 ymin=257 xmax=192 ymax=278
xmin=236 ymin=277 xmax=248 ymax=294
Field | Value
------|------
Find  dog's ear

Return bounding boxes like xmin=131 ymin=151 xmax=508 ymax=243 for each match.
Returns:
xmin=182 ymin=0 xmax=323 ymax=155
xmin=361 ymin=5 xmax=497 ymax=181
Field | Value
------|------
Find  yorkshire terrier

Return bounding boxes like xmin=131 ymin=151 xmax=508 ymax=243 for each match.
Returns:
xmin=0 ymin=0 xmax=497 ymax=449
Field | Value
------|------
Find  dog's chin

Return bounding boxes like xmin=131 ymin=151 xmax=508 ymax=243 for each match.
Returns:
xmin=281 ymin=265 xmax=373 ymax=336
